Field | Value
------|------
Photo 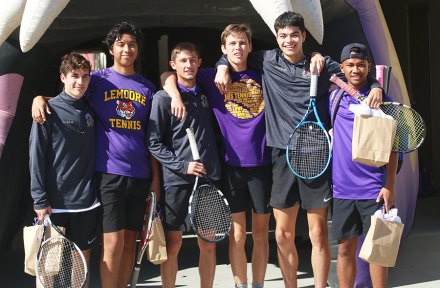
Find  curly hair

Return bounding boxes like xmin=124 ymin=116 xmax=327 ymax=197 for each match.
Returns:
xmin=103 ymin=22 xmax=142 ymax=50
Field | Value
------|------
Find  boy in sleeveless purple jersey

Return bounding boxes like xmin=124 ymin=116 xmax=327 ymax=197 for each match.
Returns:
xmin=162 ymin=25 xmax=271 ymax=288
xmin=329 ymin=43 xmax=397 ymax=288
xmin=31 ymin=22 xmax=161 ymax=288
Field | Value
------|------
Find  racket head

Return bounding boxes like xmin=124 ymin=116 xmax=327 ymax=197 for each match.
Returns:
xmin=286 ymin=121 xmax=332 ymax=179
xmin=188 ymin=182 xmax=232 ymax=243
xmin=380 ymin=103 xmax=426 ymax=153
xmin=36 ymin=235 xmax=87 ymax=288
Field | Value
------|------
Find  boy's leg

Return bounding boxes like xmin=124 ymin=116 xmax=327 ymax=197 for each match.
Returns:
xmin=307 ymin=207 xmax=330 ymax=288
xmin=118 ymin=229 xmax=138 ymax=287
xmin=273 ymin=205 xmax=300 ymax=288
xmin=101 ymin=230 xmax=124 ymax=288
xmin=160 ymin=231 xmax=183 ymax=288
xmin=251 ymin=211 xmax=270 ymax=286
xmin=337 ymin=237 xmax=358 ymax=288
xmin=198 ymin=237 xmax=216 ymax=288
xmin=229 ymin=211 xmax=248 ymax=285
xmin=370 ymin=263 xmax=388 ymax=288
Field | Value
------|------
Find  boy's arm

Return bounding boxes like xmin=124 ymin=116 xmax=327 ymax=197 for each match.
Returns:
xmin=376 ymin=152 xmax=398 ymax=212
xmin=147 ymin=96 xmax=189 ymax=175
xmin=32 ymin=96 xmax=52 ymax=124
xmin=29 ymin=121 xmax=52 ymax=221
xmin=160 ymin=72 xmax=186 ymax=120
xmin=214 ymin=50 xmax=267 ymax=94
xmin=148 ymin=154 xmax=161 ymax=200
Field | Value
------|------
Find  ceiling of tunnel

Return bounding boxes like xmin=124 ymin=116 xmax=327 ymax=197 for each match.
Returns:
xmin=7 ymin=0 xmax=355 ymax=52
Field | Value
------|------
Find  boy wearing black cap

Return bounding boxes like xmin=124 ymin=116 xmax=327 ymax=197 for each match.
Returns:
xmin=329 ymin=43 xmax=398 ymax=288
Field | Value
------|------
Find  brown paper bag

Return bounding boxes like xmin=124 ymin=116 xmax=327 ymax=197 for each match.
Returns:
xmin=147 ymin=216 xmax=167 ymax=265
xmin=352 ymin=115 xmax=397 ymax=167
xmin=23 ymin=224 xmax=65 ymax=276
xmin=359 ymin=216 xmax=404 ymax=267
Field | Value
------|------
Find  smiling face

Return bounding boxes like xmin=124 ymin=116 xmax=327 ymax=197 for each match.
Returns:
xmin=61 ymin=68 xmax=91 ymax=99
xmin=110 ymin=33 xmax=138 ymax=73
xmin=340 ymin=57 xmax=370 ymax=90
xmin=276 ymin=25 xmax=306 ymax=63
xmin=221 ymin=32 xmax=252 ymax=72
xmin=170 ymin=49 xmax=201 ymax=88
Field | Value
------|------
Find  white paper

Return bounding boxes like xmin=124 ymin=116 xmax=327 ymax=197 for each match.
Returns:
xmin=373 ymin=208 xmax=402 ymax=223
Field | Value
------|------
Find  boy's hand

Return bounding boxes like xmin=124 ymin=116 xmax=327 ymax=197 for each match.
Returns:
xmin=366 ymin=87 xmax=383 ymax=109
xmin=32 ymin=96 xmax=50 ymax=124
xmin=214 ymin=65 xmax=231 ymax=94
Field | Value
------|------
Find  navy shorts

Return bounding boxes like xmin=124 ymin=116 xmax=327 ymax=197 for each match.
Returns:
xmin=96 ymin=173 xmax=150 ymax=233
xmin=50 ymin=208 xmax=99 ymax=250
xmin=270 ymin=148 xmax=332 ymax=210
xmin=331 ymin=198 xmax=384 ymax=241
xmin=222 ymin=164 xmax=272 ymax=214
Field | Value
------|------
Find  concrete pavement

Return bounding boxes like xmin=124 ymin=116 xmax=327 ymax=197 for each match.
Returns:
xmin=1 ymin=193 xmax=439 ymax=287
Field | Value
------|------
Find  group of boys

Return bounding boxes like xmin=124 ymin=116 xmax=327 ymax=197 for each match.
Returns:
xmin=30 ymin=10 xmax=396 ymax=288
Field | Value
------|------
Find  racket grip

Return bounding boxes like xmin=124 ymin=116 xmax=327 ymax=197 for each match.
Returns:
xmin=129 ymin=268 xmax=140 ymax=287
xmin=310 ymin=68 xmax=318 ymax=97
xmin=186 ymin=128 xmax=201 ymax=161
xmin=43 ymin=214 xmax=51 ymax=226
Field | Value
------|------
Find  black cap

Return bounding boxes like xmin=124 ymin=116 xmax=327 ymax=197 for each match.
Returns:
xmin=340 ymin=43 xmax=369 ymax=63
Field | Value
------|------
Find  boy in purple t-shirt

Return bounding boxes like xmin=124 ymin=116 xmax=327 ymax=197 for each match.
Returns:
xmin=162 ymin=25 xmax=271 ymax=288
xmin=329 ymin=43 xmax=397 ymax=288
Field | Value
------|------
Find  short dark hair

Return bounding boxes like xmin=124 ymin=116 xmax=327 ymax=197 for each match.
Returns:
xmin=103 ymin=22 xmax=142 ymax=50
xmin=274 ymin=11 xmax=305 ymax=33
xmin=221 ymin=24 xmax=252 ymax=46
xmin=59 ymin=53 xmax=91 ymax=75
xmin=170 ymin=42 xmax=200 ymax=61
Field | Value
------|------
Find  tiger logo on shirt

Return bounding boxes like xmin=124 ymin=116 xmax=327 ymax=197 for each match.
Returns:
xmin=116 ymin=100 xmax=135 ymax=120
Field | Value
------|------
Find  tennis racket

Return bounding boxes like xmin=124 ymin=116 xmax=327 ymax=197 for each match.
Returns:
xmin=129 ymin=191 xmax=157 ymax=287
xmin=36 ymin=215 xmax=87 ymax=288
xmin=186 ymin=127 xmax=232 ymax=243
xmin=330 ymin=74 xmax=426 ymax=153
xmin=286 ymin=69 xmax=332 ymax=179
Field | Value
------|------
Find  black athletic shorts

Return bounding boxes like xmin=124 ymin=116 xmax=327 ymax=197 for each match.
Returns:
xmin=50 ymin=208 xmax=99 ymax=250
xmin=96 ymin=173 xmax=150 ymax=233
xmin=331 ymin=198 xmax=384 ymax=241
xmin=270 ymin=148 xmax=332 ymax=210
xmin=160 ymin=184 xmax=193 ymax=231
xmin=222 ymin=164 xmax=272 ymax=214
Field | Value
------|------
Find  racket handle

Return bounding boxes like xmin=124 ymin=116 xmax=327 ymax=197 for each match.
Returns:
xmin=129 ymin=267 xmax=140 ymax=287
xmin=43 ymin=214 xmax=51 ymax=226
xmin=186 ymin=128 xmax=201 ymax=161
xmin=310 ymin=67 xmax=318 ymax=97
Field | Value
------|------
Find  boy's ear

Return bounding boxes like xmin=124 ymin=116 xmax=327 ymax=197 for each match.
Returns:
xmin=221 ymin=44 xmax=227 ymax=54
xmin=169 ymin=60 xmax=176 ymax=70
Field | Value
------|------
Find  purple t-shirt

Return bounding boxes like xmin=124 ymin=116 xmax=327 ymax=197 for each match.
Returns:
xmin=197 ymin=68 xmax=270 ymax=167
xmin=85 ymin=68 xmax=156 ymax=179
xmin=329 ymin=86 xmax=392 ymax=200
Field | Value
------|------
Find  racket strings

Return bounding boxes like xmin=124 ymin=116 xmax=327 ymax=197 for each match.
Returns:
xmin=288 ymin=123 xmax=331 ymax=179
xmin=191 ymin=185 xmax=231 ymax=242
xmin=37 ymin=237 xmax=86 ymax=288
xmin=380 ymin=105 xmax=425 ymax=152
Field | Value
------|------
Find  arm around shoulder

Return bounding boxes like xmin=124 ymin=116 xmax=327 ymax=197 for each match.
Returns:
xmin=32 ymin=95 xmax=52 ymax=124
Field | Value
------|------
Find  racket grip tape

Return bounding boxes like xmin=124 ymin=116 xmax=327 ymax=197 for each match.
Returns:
xmin=186 ymin=128 xmax=201 ymax=161
xmin=310 ymin=67 xmax=318 ymax=97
